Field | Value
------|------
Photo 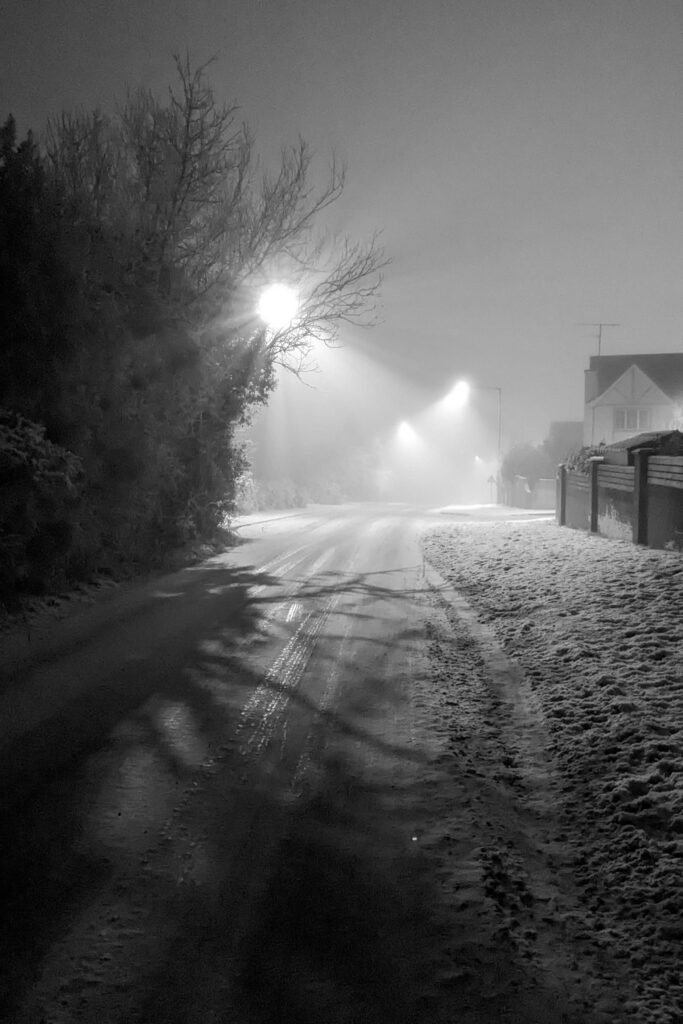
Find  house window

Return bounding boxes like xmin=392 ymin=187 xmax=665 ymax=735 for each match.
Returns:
xmin=614 ymin=407 xmax=650 ymax=432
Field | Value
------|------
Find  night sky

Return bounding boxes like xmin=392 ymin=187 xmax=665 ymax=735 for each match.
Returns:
xmin=2 ymin=0 xmax=682 ymax=469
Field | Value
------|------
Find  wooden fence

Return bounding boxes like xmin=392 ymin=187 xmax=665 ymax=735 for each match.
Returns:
xmin=557 ymin=452 xmax=683 ymax=550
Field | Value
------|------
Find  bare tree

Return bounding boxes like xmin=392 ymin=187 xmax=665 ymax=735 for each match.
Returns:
xmin=34 ymin=55 xmax=388 ymax=541
xmin=44 ymin=54 xmax=387 ymax=375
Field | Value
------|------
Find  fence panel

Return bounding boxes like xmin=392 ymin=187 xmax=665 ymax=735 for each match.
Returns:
xmin=597 ymin=463 xmax=634 ymax=541
xmin=648 ymin=456 xmax=683 ymax=491
xmin=558 ymin=453 xmax=683 ymax=550
xmin=598 ymin=464 xmax=635 ymax=492
xmin=647 ymin=456 xmax=683 ymax=548
xmin=565 ymin=471 xmax=590 ymax=531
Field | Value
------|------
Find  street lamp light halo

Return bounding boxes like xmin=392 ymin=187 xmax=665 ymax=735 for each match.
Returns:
xmin=444 ymin=379 xmax=470 ymax=409
xmin=397 ymin=420 xmax=419 ymax=446
xmin=257 ymin=283 xmax=299 ymax=330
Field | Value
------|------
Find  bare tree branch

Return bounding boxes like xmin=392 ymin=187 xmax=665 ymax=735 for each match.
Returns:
xmin=42 ymin=55 xmax=388 ymax=377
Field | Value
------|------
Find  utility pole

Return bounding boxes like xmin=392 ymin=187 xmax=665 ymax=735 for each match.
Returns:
xmin=577 ymin=322 xmax=620 ymax=356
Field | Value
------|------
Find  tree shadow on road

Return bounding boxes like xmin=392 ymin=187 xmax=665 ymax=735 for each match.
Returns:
xmin=132 ymin=735 xmax=443 ymax=1024
xmin=0 ymin=564 xmax=273 ymax=1018
xmin=0 ymin=556 xmax=435 ymax=1020
xmin=235 ymin=754 xmax=440 ymax=1024
xmin=0 ymin=552 xmax=456 ymax=1024
xmin=0 ymin=545 xmax=594 ymax=1024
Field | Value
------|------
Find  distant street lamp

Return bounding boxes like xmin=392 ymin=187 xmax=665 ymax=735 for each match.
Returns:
xmin=449 ymin=380 xmax=503 ymax=502
xmin=444 ymin=379 xmax=470 ymax=409
xmin=397 ymin=420 xmax=419 ymax=447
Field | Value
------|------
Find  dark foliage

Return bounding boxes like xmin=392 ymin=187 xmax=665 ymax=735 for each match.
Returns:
xmin=0 ymin=410 xmax=83 ymax=604
xmin=0 ymin=58 xmax=385 ymax=605
xmin=501 ymin=442 xmax=556 ymax=488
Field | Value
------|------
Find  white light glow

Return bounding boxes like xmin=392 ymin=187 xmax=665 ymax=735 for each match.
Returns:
xmin=397 ymin=421 xmax=419 ymax=446
xmin=443 ymin=379 xmax=470 ymax=411
xmin=257 ymin=284 xmax=299 ymax=330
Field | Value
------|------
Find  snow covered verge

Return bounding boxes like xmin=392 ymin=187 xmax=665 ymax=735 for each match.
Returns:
xmin=423 ymin=520 xmax=683 ymax=1024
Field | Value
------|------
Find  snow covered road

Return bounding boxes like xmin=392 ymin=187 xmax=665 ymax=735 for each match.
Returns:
xmin=1 ymin=504 xmax=679 ymax=1023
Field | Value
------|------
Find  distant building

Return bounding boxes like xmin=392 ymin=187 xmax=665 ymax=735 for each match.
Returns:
xmin=584 ymin=353 xmax=683 ymax=446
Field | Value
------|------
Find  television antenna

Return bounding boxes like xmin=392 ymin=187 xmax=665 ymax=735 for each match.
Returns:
xmin=577 ymin=322 xmax=620 ymax=356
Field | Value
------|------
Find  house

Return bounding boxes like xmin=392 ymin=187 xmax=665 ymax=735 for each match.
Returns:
xmin=584 ymin=353 xmax=683 ymax=446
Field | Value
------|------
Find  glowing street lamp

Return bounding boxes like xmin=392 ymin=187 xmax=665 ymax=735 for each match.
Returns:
xmin=446 ymin=379 xmax=503 ymax=502
xmin=443 ymin=379 xmax=470 ymax=410
xmin=257 ymin=283 xmax=299 ymax=331
xmin=397 ymin=420 xmax=419 ymax=447
xmin=448 ymin=381 xmax=502 ymax=462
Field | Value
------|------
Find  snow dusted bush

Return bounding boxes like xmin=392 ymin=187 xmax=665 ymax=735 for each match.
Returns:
xmin=0 ymin=409 xmax=83 ymax=604
xmin=564 ymin=444 xmax=607 ymax=474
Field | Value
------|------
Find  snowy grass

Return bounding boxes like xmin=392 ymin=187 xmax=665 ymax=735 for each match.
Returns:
xmin=424 ymin=521 xmax=683 ymax=1023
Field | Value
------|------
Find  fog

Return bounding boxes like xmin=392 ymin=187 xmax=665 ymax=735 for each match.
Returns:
xmin=3 ymin=2 xmax=682 ymax=453
xmin=246 ymin=340 xmax=503 ymax=505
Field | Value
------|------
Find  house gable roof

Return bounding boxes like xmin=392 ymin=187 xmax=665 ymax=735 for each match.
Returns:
xmin=589 ymin=354 xmax=683 ymax=402
xmin=591 ymin=364 xmax=673 ymax=407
